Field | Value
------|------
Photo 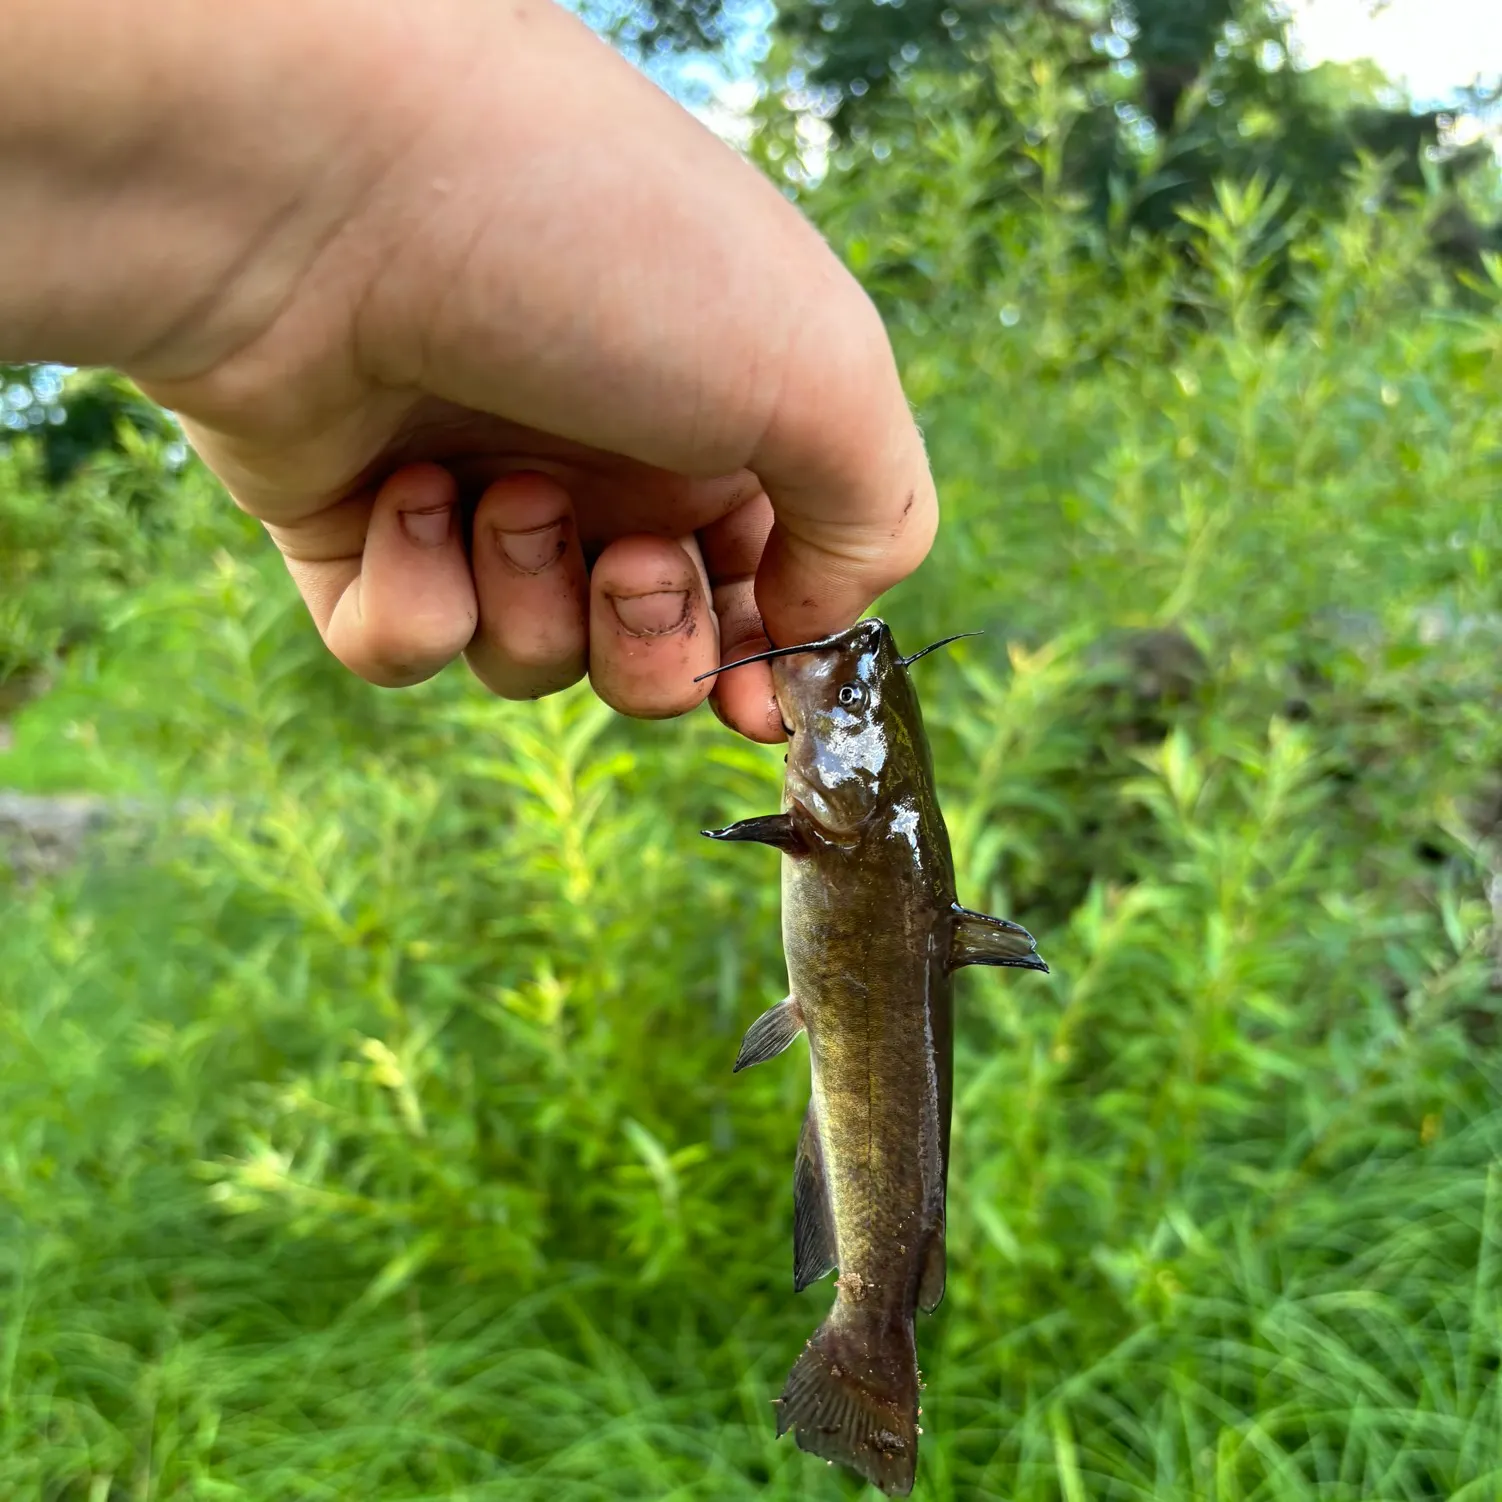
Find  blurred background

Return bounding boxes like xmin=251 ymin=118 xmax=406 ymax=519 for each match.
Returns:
xmin=2 ymin=0 xmax=1501 ymax=1496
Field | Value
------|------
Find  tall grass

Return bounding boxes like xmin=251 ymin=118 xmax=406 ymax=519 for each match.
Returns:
xmin=4 ymin=63 xmax=1502 ymax=1498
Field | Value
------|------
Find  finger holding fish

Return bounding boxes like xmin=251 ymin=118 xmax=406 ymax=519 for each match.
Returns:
xmin=465 ymin=472 xmax=590 ymax=699
xmin=588 ymin=534 xmax=718 ymax=718
xmin=698 ymin=497 xmax=784 ymax=743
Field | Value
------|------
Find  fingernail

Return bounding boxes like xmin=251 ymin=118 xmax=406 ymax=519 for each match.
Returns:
xmin=609 ymin=589 xmax=691 ymax=637
xmin=399 ymin=505 xmax=451 ymax=548
xmin=494 ymin=520 xmax=566 ymax=574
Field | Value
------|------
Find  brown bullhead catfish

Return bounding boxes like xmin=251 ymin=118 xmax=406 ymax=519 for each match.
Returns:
xmin=700 ymin=618 xmax=1049 ymax=1496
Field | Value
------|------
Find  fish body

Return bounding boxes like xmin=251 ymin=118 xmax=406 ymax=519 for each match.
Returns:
xmin=704 ymin=619 xmax=1047 ymax=1496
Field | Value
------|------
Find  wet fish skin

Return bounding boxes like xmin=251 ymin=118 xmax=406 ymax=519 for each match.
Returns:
xmin=705 ymin=618 xmax=1047 ymax=1496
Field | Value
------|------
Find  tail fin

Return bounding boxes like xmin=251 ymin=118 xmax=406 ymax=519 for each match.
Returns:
xmin=776 ymin=1301 xmax=919 ymax=1497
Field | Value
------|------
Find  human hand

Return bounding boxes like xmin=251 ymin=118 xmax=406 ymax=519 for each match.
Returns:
xmin=0 ymin=0 xmax=936 ymax=740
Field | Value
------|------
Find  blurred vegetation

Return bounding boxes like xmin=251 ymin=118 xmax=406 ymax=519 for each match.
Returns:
xmin=633 ymin=0 xmax=1501 ymax=271
xmin=768 ymin=0 xmax=1498 ymax=238
xmin=5 ymin=23 xmax=1502 ymax=1502
xmin=0 ymin=367 xmax=206 ymax=704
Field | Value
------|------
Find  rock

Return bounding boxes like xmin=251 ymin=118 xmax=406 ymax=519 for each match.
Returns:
xmin=0 ymin=790 xmax=152 ymax=882
xmin=1083 ymin=626 xmax=1211 ymax=742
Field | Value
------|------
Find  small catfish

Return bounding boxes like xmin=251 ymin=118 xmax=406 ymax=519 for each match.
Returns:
xmin=700 ymin=619 xmax=1048 ymax=1497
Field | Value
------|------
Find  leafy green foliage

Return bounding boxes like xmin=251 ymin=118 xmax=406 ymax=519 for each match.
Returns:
xmin=2 ymin=366 xmax=180 ymax=483
xmin=758 ymin=0 xmax=1500 ymax=273
xmin=0 ymin=370 xmax=241 ymax=695
xmin=4 ymin=106 xmax=1502 ymax=1502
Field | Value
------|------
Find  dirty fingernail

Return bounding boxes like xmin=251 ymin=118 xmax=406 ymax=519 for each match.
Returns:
xmin=399 ymin=506 xmax=451 ymax=548
xmin=609 ymin=590 xmax=691 ymax=637
xmin=495 ymin=521 xmax=566 ymax=574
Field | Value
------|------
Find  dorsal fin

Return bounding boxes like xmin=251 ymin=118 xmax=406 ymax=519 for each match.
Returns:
xmin=793 ymin=1102 xmax=838 ymax=1292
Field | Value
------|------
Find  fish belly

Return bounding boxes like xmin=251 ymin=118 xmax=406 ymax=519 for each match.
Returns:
xmin=785 ymin=863 xmax=944 ymax=1307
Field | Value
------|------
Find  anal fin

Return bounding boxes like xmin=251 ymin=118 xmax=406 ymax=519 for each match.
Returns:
xmin=701 ymin=813 xmax=805 ymax=854
xmin=733 ymin=997 xmax=804 ymax=1073
xmin=950 ymin=903 xmax=1049 ymax=973
xmin=793 ymin=1103 xmax=837 ymax=1292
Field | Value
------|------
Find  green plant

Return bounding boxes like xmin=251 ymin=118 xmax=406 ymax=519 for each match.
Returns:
xmin=3 ymin=88 xmax=1502 ymax=1500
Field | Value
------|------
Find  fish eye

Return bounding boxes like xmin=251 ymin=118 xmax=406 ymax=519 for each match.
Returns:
xmin=837 ymin=682 xmax=866 ymax=710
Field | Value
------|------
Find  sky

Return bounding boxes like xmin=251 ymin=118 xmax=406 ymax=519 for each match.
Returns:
xmin=1285 ymin=0 xmax=1501 ymax=111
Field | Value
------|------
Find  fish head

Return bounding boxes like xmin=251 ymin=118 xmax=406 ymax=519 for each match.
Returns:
xmin=773 ymin=618 xmax=929 ymax=838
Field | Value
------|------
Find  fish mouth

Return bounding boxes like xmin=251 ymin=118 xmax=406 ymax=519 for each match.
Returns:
xmin=773 ymin=680 xmax=801 ymax=741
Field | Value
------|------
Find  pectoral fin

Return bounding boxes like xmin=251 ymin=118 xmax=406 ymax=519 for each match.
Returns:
xmin=793 ymin=1103 xmax=838 ymax=1292
xmin=950 ymin=904 xmax=1049 ymax=973
xmin=733 ymin=997 xmax=804 ymax=1073
xmin=701 ymin=813 xmax=805 ymax=854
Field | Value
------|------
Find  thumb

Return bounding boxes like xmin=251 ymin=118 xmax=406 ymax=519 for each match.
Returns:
xmin=748 ymin=296 xmax=938 ymax=647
